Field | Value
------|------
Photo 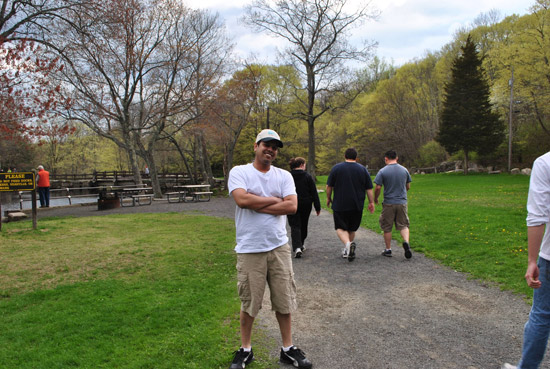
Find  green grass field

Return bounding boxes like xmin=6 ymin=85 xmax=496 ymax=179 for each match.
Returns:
xmin=0 ymin=213 xmax=278 ymax=369
xmin=318 ymin=172 xmax=531 ymax=297
xmin=0 ymin=173 xmax=534 ymax=367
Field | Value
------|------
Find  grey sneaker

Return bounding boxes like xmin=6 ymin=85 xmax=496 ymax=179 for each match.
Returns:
xmin=403 ymin=242 xmax=412 ymax=259
xmin=230 ymin=348 xmax=254 ymax=369
xmin=382 ymin=249 xmax=392 ymax=257
xmin=280 ymin=346 xmax=312 ymax=368
xmin=348 ymin=241 xmax=356 ymax=262
xmin=341 ymin=248 xmax=348 ymax=258
xmin=501 ymin=364 xmax=517 ymax=369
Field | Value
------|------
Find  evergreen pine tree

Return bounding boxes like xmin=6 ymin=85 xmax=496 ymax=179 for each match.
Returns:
xmin=437 ymin=34 xmax=504 ymax=174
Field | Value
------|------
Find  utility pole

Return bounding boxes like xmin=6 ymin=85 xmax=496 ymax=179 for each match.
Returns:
xmin=508 ymin=67 xmax=514 ymax=173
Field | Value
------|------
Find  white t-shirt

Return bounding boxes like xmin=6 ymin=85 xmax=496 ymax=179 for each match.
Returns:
xmin=527 ymin=151 xmax=550 ymax=260
xmin=228 ymin=163 xmax=297 ymax=253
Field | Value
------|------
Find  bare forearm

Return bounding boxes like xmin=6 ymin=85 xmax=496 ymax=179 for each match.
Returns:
xmin=234 ymin=191 xmax=281 ymax=211
xmin=257 ymin=198 xmax=297 ymax=215
xmin=326 ymin=186 xmax=333 ymax=207
xmin=374 ymin=186 xmax=381 ymax=203
xmin=528 ymin=225 xmax=546 ymax=265
xmin=366 ymin=189 xmax=374 ymax=205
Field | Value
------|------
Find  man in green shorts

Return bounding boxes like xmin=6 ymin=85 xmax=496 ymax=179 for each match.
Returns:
xmin=227 ymin=129 xmax=312 ymax=369
xmin=374 ymin=150 xmax=412 ymax=259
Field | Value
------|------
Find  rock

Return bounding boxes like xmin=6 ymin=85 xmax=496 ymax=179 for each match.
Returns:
xmin=7 ymin=212 xmax=27 ymax=222
xmin=521 ymin=168 xmax=532 ymax=176
xmin=511 ymin=168 xmax=521 ymax=174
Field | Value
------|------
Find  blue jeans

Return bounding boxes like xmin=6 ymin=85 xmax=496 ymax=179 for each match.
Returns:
xmin=38 ymin=187 xmax=50 ymax=207
xmin=519 ymin=257 xmax=550 ymax=369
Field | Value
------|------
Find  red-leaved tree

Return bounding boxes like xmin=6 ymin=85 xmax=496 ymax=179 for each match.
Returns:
xmin=0 ymin=38 xmax=72 ymax=142
xmin=1 ymin=0 xmax=77 ymax=163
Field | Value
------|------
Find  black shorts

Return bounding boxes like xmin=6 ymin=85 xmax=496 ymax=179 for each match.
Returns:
xmin=333 ymin=210 xmax=363 ymax=232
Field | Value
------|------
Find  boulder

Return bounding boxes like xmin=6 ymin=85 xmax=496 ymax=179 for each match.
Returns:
xmin=521 ymin=168 xmax=532 ymax=176
xmin=7 ymin=212 xmax=27 ymax=222
xmin=511 ymin=168 xmax=521 ymax=174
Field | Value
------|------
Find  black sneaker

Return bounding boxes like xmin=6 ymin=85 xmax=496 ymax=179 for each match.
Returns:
xmin=348 ymin=242 xmax=356 ymax=262
xmin=381 ymin=249 xmax=392 ymax=257
xmin=403 ymin=242 xmax=412 ymax=259
xmin=230 ymin=348 xmax=254 ymax=369
xmin=280 ymin=346 xmax=312 ymax=368
xmin=295 ymin=248 xmax=303 ymax=258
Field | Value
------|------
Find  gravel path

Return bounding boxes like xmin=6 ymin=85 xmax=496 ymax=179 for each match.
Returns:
xmin=30 ymin=197 xmax=549 ymax=369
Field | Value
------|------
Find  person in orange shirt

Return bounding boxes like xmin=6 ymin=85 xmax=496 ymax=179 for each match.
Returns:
xmin=36 ymin=165 xmax=51 ymax=208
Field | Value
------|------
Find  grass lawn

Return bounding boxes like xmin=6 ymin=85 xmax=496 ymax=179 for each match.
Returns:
xmin=0 ymin=213 xmax=278 ymax=369
xmin=0 ymin=173 xmax=534 ymax=367
xmin=317 ymin=172 xmax=532 ymax=298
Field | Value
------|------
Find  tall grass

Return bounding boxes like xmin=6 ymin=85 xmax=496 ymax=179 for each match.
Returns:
xmin=317 ymin=172 xmax=532 ymax=297
xmin=0 ymin=213 xmax=277 ymax=369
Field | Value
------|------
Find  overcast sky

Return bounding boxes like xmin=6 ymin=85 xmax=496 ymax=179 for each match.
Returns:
xmin=184 ymin=0 xmax=533 ymax=66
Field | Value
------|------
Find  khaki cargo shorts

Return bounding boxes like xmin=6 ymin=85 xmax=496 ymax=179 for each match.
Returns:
xmin=379 ymin=203 xmax=409 ymax=232
xmin=236 ymin=244 xmax=297 ymax=318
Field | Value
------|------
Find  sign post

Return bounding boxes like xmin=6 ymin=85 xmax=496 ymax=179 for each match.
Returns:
xmin=0 ymin=172 xmax=37 ymax=230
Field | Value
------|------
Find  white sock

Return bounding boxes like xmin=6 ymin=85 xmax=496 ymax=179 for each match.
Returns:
xmin=242 ymin=347 xmax=251 ymax=352
xmin=282 ymin=345 xmax=294 ymax=352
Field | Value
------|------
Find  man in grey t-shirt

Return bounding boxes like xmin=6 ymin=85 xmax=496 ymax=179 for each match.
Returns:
xmin=374 ymin=150 xmax=412 ymax=259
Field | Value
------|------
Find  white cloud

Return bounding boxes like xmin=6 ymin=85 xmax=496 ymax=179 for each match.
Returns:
xmin=183 ymin=0 xmax=534 ymax=66
xmin=183 ymin=0 xmax=247 ymax=9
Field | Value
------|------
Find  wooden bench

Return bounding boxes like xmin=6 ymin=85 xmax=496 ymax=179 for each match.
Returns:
xmin=165 ymin=191 xmax=186 ymax=203
xmin=132 ymin=194 xmax=154 ymax=206
xmin=121 ymin=193 xmax=154 ymax=207
xmin=191 ymin=191 xmax=213 ymax=202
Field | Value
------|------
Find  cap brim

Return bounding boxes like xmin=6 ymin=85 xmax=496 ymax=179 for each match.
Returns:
xmin=258 ymin=138 xmax=283 ymax=148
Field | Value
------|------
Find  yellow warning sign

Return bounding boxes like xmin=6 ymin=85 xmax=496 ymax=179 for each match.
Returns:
xmin=0 ymin=172 xmax=36 ymax=191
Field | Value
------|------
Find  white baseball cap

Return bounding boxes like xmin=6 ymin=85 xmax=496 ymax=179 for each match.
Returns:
xmin=255 ymin=129 xmax=283 ymax=147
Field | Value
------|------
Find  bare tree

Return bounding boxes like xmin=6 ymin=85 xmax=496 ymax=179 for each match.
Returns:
xmin=206 ymin=64 xmax=263 ymax=188
xmin=161 ymin=6 xmax=233 ymax=185
xmin=0 ymin=0 xmax=78 ymax=42
xmin=47 ymin=0 xmax=230 ymax=195
xmin=243 ymin=0 xmax=378 ymax=178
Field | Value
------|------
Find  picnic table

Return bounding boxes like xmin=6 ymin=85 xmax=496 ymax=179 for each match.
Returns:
xmin=166 ymin=184 xmax=212 ymax=203
xmin=119 ymin=187 xmax=153 ymax=207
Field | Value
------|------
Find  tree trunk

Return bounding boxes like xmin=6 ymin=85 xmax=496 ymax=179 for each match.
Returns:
xmin=145 ymin=151 xmax=163 ymax=198
xmin=197 ymin=130 xmax=214 ymax=185
xmin=127 ymin=134 xmax=143 ymax=186
xmin=308 ymin=116 xmax=316 ymax=181
xmin=168 ymin=137 xmax=193 ymax=184
xmin=306 ymin=64 xmax=317 ymax=181
xmin=463 ymin=150 xmax=469 ymax=175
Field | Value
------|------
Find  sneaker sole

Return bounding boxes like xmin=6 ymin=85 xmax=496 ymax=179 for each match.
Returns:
xmin=348 ymin=242 xmax=356 ymax=262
